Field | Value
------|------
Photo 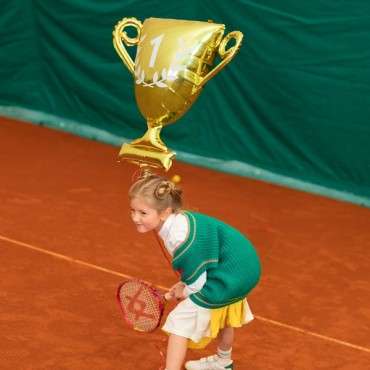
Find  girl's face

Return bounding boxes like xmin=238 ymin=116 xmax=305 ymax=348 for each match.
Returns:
xmin=130 ymin=196 xmax=169 ymax=233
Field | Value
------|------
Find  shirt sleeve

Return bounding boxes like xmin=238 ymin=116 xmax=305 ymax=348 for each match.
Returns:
xmin=183 ymin=271 xmax=207 ymax=297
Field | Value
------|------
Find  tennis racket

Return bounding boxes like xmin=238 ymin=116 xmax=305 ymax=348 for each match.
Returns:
xmin=117 ymin=279 xmax=171 ymax=332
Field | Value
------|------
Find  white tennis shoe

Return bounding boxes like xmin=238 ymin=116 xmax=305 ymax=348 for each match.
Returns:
xmin=185 ymin=355 xmax=233 ymax=370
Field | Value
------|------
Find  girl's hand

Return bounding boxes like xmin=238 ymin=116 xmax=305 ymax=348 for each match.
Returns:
xmin=167 ymin=281 xmax=186 ymax=301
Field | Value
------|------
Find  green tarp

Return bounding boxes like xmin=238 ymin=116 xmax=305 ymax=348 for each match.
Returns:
xmin=1 ymin=1 xmax=370 ymax=204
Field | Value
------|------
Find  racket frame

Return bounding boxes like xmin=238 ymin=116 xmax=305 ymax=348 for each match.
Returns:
xmin=116 ymin=279 xmax=166 ymax=332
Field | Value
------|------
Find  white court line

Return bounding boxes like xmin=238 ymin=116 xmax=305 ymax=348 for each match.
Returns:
xmin=0 ymin=234 xmax=369 ymax=354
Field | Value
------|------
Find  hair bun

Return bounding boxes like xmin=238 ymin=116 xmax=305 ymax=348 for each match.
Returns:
xmin=154 ymin=180 xmax=175 ymax=200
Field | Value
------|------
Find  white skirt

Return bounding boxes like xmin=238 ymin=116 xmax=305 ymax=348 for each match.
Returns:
xmin=162 ymin=298 xmax=254 ymax=343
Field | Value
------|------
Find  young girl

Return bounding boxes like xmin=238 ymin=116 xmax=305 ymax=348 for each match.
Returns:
xmin=129 ymin=173 xmax=261 ymax=370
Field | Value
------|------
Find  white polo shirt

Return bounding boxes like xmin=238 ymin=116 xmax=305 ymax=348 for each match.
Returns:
xmin=158 ymin=212 xmax=207 ymax=296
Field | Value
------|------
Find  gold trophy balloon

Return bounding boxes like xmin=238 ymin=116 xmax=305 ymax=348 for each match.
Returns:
xmin=113 ymin=17 xmax=243 ymax=171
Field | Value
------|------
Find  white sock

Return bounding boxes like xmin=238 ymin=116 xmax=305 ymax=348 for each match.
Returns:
xmin=217 ymin=347 xmax=232 ymax=363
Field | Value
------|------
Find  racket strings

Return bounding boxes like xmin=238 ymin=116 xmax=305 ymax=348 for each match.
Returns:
xmin=118 ymin=280 xmax=163 ymax=332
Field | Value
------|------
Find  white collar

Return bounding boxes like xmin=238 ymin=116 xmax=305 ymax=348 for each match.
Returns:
xmin=158 ymin=213 xmax=176 ymax=241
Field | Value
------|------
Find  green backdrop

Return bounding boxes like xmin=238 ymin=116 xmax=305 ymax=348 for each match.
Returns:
xmin=1 ymin=1 xmax=370 ymax=205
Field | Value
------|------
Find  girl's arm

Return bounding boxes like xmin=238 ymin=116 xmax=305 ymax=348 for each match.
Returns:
xmin=183 ymin=271 xmax=207 ymax=297
xmin=168 ymin=271 xmax=207 ymax=300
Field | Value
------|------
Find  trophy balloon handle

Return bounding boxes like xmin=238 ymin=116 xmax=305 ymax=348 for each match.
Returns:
xmin=200 ymin=31 xmax=244 ymax=88
xmin=113 ymin=17 xmax=142 ymax=75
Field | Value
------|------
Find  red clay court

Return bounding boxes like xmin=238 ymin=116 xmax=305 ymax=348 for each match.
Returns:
xmin=1 ymin=117 xmax=370 ymax=369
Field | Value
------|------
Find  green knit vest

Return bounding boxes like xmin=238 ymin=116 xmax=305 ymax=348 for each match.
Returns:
xmin=172 ymin=212 xmax=261 ymax=308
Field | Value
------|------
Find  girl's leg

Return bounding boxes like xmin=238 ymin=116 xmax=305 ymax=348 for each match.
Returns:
xmin=165 ymin=333 xmax=188 ymax=370
xmin=216 ymin=327 xmax=234 ymax=362
xmin=218 ymin=326 xmax=234 ymax=351
xmin=184 ymin=328 xmax=234 ymax=369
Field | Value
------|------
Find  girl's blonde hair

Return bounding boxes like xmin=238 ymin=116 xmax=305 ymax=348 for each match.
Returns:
xmin=129 ymin=173 xmax=183 ymax=212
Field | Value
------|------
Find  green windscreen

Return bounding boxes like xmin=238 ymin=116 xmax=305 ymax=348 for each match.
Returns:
xmin=1 ymin=1 xmax=369 ymax=205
